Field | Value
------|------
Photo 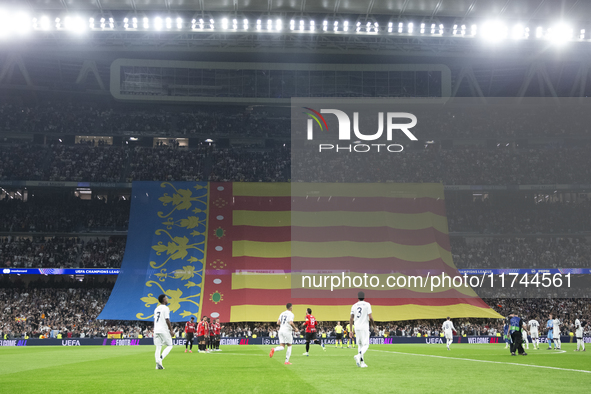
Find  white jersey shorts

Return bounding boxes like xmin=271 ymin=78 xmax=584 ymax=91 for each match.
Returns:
xmin=154 ymin=332 xmax=172 ymax=347
xmin=355 ymin=329 xmax=370 ymax=347
xmin=278 ymin=329 xmax=293 ymax=345
xmin=444 ymin=329 xmax=453 ymax=340
xmin=530 ymin=329 xmax=539 ymax=339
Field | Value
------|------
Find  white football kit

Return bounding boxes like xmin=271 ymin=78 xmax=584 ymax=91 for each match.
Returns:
xmin=278 ymin=310 xmax=295 ymax=345
xmin=442 ymin=320 xmax=455 ymax=340
xmin=528 ymin=320 xmax=539 ymax=338
xmin=154 ymin=304 xmax=172 ymax=347
xmin=575 ymin=319 xmax=584 ymax=338
xmin=351 ymin=301 xmax=372 ymax=347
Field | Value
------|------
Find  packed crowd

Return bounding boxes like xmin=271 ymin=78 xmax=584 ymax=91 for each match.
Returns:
xmin=0 ymin=196 xmax=129 ymax=232
xmin=451 ymin=237 xmax=591 ymax=269
xmin=4 ymin=100 xmax=591 ymax=138
xmin=0 ymin=102 xmax=289 ymax=137
xmin=446 ymin=199 xmax=591 ymax=233
xmin=1 ymin=279 xmax=589 ymax=340
xmin=292 ymin=146 xmax=591 ymax=184
xmin=127 ymin=146 xmax=207 ymax=182
xmin=0 ymin=236 xmax=126 ymax=269
xmin=4 ymin=143 xmax=591 ymax=184
xmin=208 ymin=147 xmax=290 ymax=182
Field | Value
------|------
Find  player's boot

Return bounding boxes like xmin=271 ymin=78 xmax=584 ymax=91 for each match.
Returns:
xmin=360 ymin=362 xmax=368 ymax=368
xmin=303 ymin=352 xmax=309 ymax=356
xmin=354 ymin=354 xmax=360 ymax=367
xmin=185 ymin=349 xmax=187 ymax=353
xmin=189 ymin=350 xmax=192 ymax=353
xmin=269 ymin=348 xmax=275 ymax=358
xmin=510 ymin=352 xmax=516 ymax=356
xmin=521 ymin=353 xmax=527 ymax=356
xmin=284 ymin=362 xmax=292 ymax=365
xmin=322 ymin=343 xmax=326 ymax=351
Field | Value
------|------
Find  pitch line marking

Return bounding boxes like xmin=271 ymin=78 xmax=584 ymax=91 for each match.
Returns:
xmin=370 ymin=349 xmax=590 ymax=374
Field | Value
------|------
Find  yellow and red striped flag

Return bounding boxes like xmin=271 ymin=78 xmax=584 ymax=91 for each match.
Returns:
xmin=201 ymin=182 xmax=502 ymax=322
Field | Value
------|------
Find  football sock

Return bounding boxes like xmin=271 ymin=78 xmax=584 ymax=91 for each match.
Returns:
xmin=305 ymin=343 xmax=310 ymax=352
xmin=155 ymin=346 xmax=162 ymax=363
xmin=274 ymin=346 xmax=284 ymax=352
xmin=162 ymin=345 xmax=172 ymax=360
xmin=286 ymin=346 xmax=292 ymax=362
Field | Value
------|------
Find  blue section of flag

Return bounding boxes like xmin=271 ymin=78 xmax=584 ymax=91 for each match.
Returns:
xmin=98 ymin=181 xmax=208 ymax=322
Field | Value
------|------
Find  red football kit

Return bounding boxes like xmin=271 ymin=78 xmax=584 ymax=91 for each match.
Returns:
xmin=304 ymin=314 xmax=317 ymax=333
xmin=185 ymin=321 xmax=196 ymax=334
xmin=197 ymin=321 xmax=208 ymax=336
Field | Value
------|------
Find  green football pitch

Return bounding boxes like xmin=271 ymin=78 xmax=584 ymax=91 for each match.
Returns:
xmin=1 ymin=343 xmax=590 ymax=393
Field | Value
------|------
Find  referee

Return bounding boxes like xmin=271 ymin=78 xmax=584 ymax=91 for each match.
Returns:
xmin=184 ymin=317 xmax=196 ymax=353
xmin=508 ymin=314 xmax=528 ymax=356
xmin=334 ymin=321 xmax=344 ymax=348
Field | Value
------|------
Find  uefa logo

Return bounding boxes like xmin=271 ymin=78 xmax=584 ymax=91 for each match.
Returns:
xmin=2 ymin=269 xmax=9 ymax=274
xmin=262 ymin=338 xmax=271 ymax=345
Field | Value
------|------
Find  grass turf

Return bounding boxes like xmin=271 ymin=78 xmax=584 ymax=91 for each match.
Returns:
xmin=1 ymin=342 xmax=591 ymax=393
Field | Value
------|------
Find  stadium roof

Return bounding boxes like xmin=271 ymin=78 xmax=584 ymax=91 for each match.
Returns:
xmin=7 ymin=0 xmax=591 ymax=21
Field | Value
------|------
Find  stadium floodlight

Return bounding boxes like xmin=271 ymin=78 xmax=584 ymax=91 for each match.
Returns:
xmin=177 ymin=18 xmax=183 ymax=29
xmin=481 ymin=21 xmax=508 ymax=41
xmin=143 ymin=17 xmax=149 ymax=29
xmin=191 ymin=18 xmax=196 ymax=29
xmin=388 ymin=22 xmax=393 ymax=33
xmin=32 ymin=17 xmax=38 ymax=30
xmin=123 ymin=17 xmax=128 ymax=29
xmin=524 ymin=27 xmax=530 ymax=39
xmin=209 ymin=19 xmax=214 ymax=29
xmin=256 ymin=19 xmax=261 ymax=30
xmin=453 ymin=24 xmax=457 ymax=35
xmin=408 ymin=22 xmax=413 ymax=34
xmin=580 ymin=29 xmax=586 ymax=40
xmin=356 ymin=21 xmax=361 ymax=33
xmin=439 ymin=24 xmax=444 ymax=34
xmin=471 ymin=24 xmax=477 ymax=35
xmin=100 ymin=17 xmax=105 ymax=29
xmin=267 ymin=19 xmax=272 ymax=31
xmin=536 ymin=26 xmax=543 ymax=38
xmin=132 ymin=17 xmax=137 ymax=29
xmin=154 ymin=17 xmax=163 ymax=30
xmin=420 ymin=23 xmax=425 ymax=34
xmin=290 ymin=19 xmax=295 ymax=31
xmin=398 ymin=22 xmax=403 ymax=33
xmin=90 ymin=18 xmax=95 ymax=29
xmin=310 ymin=20 xmax=315 ymax=31
xmin=461 ymin=25 xmax=466 ymax=36
xmin=165 ymin=17 xmax=172 ymax=29
xmin=512 ymin=24 xmax=524 ymax=39
xmin=299 ymin=20 xmax=304 ymax=31
xmin=333 ymin=21 xmax=338 ymax=32
xmin=109 ymin=17 xmax=114 ymax=29
xmin=374 ymin=22 xmax=378 ymax=33
xmin=431 ymin=23 xmax=435 ymax=34
xmin=40 ymin=16 xmax=50 ymax=30
xmin=344 ymin=20 xmax=349 ymax=32
xmin=244 ymin=19 xmax=248 ymax=30
xmin=199 ymin=19 xmax=204 ymax=29
xmin=55 ymin=17 xmax=61 ymax=29
xmin=547 ymin=24 xmax=573 ymax=43
xmin=221 ymin=18 xmax=228 ymax=29
xmin=364 ymin=22 xmax=370 ymax=32
xmin=276 ymin=19 xmax=282 ymax=30
xmin=232 ymin=19 xmax=237 ymax=30
xmin=323 ymin=20 xmax=328 ymax=32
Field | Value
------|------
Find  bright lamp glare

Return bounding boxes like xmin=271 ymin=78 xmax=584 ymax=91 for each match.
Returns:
xmin=143 ymin=18 xmax=149 ymax=29
xmin=548 ymin=25 xmax=573 ymax=43
xmin=154 ymin=17 xmax=162 ymax=30
xmin=221 ymin=18 xmax=228 ymax=29
xmin=512 ymin=24 xmax=524 ymax=39
xmin=177 ymin=18 xmax=182 ymax=29
xmin=40 ymin=16 xmax=50 ymax=30
xmin=481 ymin=21 xmax=508 ymax=41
